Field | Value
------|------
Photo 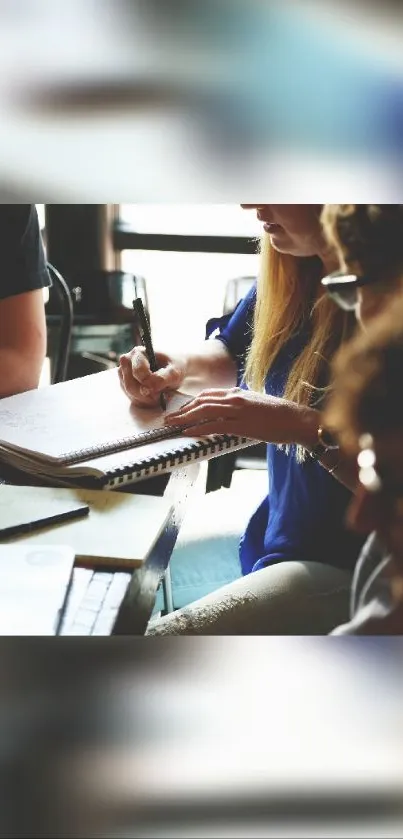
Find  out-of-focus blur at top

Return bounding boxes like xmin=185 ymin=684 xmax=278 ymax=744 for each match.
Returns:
xmin=0 ymin=0 xmax=402 ymax=199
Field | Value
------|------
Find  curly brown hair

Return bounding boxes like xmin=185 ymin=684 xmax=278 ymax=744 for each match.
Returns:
xmin=324 ymin=295 xmax=403 ymax=453
xmin=321 ymin=204 xmax=403 ymax=282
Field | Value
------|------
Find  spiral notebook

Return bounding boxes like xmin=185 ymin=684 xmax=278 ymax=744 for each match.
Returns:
xmin=0 ymin=369 xmax=254 ymax=489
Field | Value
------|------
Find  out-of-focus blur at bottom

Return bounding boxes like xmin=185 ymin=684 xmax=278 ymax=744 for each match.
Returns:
xmin=0 ymin=638 xmax=401 ymax=838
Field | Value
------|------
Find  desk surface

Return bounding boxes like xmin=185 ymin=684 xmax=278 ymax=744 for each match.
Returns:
xmin=0 ymin=465 xmax=200 ymax=636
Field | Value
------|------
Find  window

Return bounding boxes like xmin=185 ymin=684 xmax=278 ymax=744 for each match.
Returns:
xmin=119 ymin=205 xmax=260 ymax=349
xmin=119 ymin=204 xmax=261 ymax=238
xmin=36 ymin=204 xmax=45 ymax=231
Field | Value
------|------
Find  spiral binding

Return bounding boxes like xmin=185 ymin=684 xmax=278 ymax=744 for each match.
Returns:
xmin=104 ymin=434 xmax=249 ymax=488
xmin=59 ymin=424 xmax=187 ymax=465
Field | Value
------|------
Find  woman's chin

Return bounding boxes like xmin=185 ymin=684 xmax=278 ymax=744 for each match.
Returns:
xmin=270 ymin=240 xmax=308 ymax=258
xmin=273 ymin=240 xmax=320 ymax=259
xmin=262 ymin=229 xmax=317 ymax=259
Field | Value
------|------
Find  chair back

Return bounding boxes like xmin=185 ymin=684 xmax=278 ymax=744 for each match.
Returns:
xmin=46 ymin=262 xmax=74 ymax=384
xmin=223 ymin=276 xmax=256 ymax=315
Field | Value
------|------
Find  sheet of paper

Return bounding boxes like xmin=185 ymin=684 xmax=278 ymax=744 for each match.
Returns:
xmin=0 ymin=544 xmax=75 ymax=636
xmin=2 ymin=486 xmax=172 ymax=570
xmin=0 ymin=484 xmax=87 ymax=535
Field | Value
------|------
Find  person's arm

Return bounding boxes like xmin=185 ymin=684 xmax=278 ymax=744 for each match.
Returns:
xmin=183 ymin=340 xmax=239 ymax=391
xmin=0 ymin=205 xmax=50 ymax=397
xmin=0 ymin=289 xmax=47 ymax=398
xmin=163 ymin=387 xmax=359 ymax=491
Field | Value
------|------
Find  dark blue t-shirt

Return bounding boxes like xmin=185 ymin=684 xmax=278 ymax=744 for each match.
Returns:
xmin=0 ymin=206 xmax=50 ymax=301
xmin=210 ymin=285 xmax=362 ymax=576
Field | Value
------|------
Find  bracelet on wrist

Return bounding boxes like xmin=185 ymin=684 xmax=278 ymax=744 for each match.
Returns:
xmin=327 ymin=456 xmax=341 ymax=476
xmin=309 ymin=424 xmax=340 ymax=462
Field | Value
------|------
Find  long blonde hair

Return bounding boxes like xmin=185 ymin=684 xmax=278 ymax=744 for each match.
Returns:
xmin=244 ymin=234 xmax=352 ymax=459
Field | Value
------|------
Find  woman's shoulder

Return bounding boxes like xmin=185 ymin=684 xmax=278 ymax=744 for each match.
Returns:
xmin=206 ymin=283 xmax=257 ymax=351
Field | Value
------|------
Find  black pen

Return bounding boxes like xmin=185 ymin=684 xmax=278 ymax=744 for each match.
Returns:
xmin=132 ymin=298 xmax=167 ymax=412
xmin=0 ymin=504 xmax=90 ymax=541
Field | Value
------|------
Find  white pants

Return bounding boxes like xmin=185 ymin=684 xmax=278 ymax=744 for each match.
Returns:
xmin=148 ymin=560 xmax=352 ymax=635
xmin=150 ymin=475 xmax=353 ymax=635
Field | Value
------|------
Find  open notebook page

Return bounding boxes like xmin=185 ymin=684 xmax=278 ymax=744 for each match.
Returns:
xmin=0 ymin=369 xmax=191 ymax=466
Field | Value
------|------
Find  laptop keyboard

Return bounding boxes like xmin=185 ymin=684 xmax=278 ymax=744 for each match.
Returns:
xmin=62 ymin=567 xmax=131 ymax=636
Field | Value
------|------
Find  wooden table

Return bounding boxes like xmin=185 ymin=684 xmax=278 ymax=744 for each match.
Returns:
xmin=112 ymin=464 xmax=200 ymax=636
xmin=0 ymin=464 xmax=201 ymax=636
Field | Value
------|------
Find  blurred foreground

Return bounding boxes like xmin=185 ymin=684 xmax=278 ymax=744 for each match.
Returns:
xmin=0 ymin=638 xmax=402 ymax=837
xmin=0 ymin=0 xmax=402 ymax=199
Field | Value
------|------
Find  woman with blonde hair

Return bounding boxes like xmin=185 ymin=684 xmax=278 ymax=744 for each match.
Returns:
xmin=119 ymin=205 xmax=362 ymax=634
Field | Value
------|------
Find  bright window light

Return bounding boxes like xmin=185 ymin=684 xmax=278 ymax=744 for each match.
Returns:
xmin=120 ymin=204 xmax=260 ymax=349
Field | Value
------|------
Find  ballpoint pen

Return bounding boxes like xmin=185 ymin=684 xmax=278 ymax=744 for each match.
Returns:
xmin=132 ymin=298 xmax=167 ymax=411
xmin=0 ymin=504 xmax=90 ymax=540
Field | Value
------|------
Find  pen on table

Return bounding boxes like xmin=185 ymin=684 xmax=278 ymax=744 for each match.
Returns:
xmin=132 ymin=298 xmax=167 ymax=412
xmin=0 ymin=504 xmax=90 ymax=541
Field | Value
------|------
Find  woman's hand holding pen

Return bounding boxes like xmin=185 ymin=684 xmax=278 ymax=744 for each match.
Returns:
xmin=163 ymin=387 xmax=320 ymax=448
xmin=119 ymin=347 xmax=187 ymax=408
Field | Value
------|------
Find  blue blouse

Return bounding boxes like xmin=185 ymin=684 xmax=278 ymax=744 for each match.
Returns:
xmin=208 ymin=285 xmax=362 ymax=576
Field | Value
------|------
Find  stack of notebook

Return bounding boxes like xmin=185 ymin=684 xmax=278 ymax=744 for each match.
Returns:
xmin=0 ymin=369 xmax=254 ymax=490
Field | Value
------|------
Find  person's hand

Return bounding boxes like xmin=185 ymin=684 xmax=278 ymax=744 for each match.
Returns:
xmin=163 ymin=387 xmax=319 ymax=446
xmin=118 ymin=347 xmax=188 ymax=407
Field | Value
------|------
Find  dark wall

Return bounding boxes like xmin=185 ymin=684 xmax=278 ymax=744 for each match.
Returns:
xmin=45 ymin=205 xmax=115 ymax=316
